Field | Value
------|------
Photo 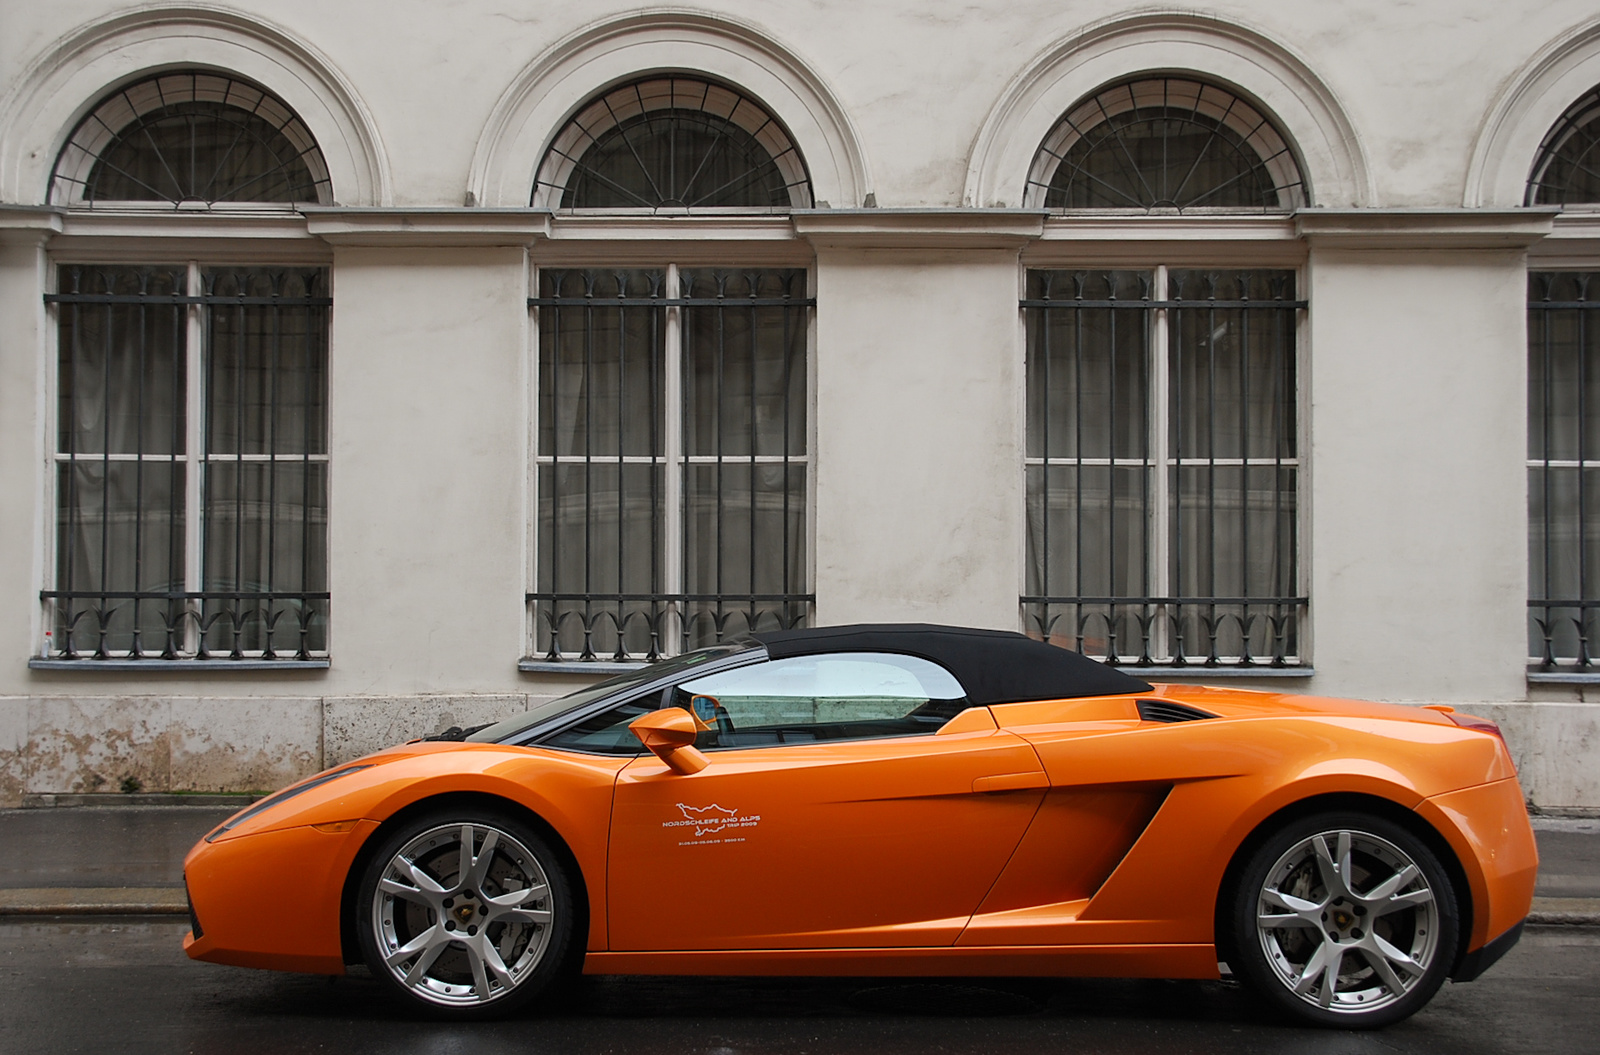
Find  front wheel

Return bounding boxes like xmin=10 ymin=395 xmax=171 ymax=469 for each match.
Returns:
xmin=356 ymin=808 xmax=577 ymax=1018
xmin=1227 ymin=811 xmax=1459 ymax=1028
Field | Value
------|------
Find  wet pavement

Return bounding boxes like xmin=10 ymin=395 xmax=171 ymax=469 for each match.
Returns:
xmin=0 ymin=918 xmax=1594 ymax=1054
xmin=0 ymin=806 xmax=1595 ymax=1052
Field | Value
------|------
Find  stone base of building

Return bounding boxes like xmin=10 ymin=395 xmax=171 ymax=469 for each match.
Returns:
xmin=0 ymin=696 xmax=1594 ymax=810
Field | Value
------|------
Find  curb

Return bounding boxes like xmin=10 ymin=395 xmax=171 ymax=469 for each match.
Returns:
xmin=0 ymin=887 xmax=188 ymax=915
xmin=19 ymin=793 xmax=262 ymax=809
xmin=1527 ymin=897 xmax=1600 ymax=926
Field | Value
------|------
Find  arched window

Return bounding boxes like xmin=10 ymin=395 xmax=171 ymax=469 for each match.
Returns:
xmin=1025 ymin=77 xmax=1306 ymax=211
xmin=50 ymin=71 xmax=332 ymax=206
xmin=1527 ymin=86 xmax=1600 ymax=205
xmin=533 ymin=76 xmax=812 ymax=209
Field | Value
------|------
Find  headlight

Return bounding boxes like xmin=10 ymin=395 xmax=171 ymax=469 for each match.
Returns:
xmin=205 ymin=764 xmax=373 ymax=842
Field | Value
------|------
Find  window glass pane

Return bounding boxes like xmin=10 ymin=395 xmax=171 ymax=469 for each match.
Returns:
xmin=1168 ymin=270 xmax=1297 ymax=462
xmin=683 ymin=462 xmax=806 ymax=644
xmin=1030 ymin=79 xmax=1306 ymax=211
xmin=56 ymin=266 xmax=186 ymax=456
xmin=202 ymin=460 xmax=328 ymax=654
xmin=53 ymin=460 xmax=184 ymax=656
xmin=674 ymin=653 xmax=968 ymax=748
xmin=537 ymin=269 xmax=663 ymax=460
xmin=51 ymin=73 xmax=331 ymax=205
xmin=1528 ymin=87 xmax=1600 ymax=205
xmin=536 ymin=462 xmax=665 ymax=658
xmin=682 ymin=268 xmax=807 ymax=458
xmin=1024 ymin=270 xmax=1148 ymax=462
xmin=205 ymin=268 xmax=328 ymax=456
xmin=536 ymin=77 xmax=812 ymax=209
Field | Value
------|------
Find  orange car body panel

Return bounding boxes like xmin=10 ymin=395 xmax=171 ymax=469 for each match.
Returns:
xmin=181 ymin=682 xmax=1537 ymax=981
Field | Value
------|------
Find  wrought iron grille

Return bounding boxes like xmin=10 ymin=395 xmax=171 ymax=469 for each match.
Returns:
xmin=1529 ymin=272 xmax=1600 ymax=670
xmin=1022 ymin=268 xmax=1306 ymax=667
xmin=1527 ymin=87 xmax=1600 ymax=205
xmin=50 ymin=71 xmax=332 ymax=206
xmin=533 ymin=76 xmax=813 ymax=209
xmin=1025 ymin=78 xmax=1307 ymax=211
xmin=528 ymin=267 xmax=812 ymax=662
xmin=43 ymin=265 xmax=330 ymax=661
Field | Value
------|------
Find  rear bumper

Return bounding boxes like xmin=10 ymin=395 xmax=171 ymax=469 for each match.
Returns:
xmin=1416 ymin=777 xmax=1539 ymax=957
xmin=1451 ymin=917 xmax=1524 ymax=982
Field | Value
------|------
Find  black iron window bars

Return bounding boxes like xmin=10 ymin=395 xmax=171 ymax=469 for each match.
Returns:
xmin=1529 ymin=272 xmax=1600 ymax=671
xmin=533 ymin=76 xmax=813 ymax=210
xmin=529 ymin=267 xmax=812 ymax=662
xmin=1025 ymin=78 xmax=1307 ymax=212
xmin=43 ymin=265 xmax=331 ymax=662
xmin=1023 ymin=268 xmax=1306 ymax=667
xmin=1527 ymin=87 xmax=1600 ymax=206
xmin=50 ymin=71 xmax=331 ymax=208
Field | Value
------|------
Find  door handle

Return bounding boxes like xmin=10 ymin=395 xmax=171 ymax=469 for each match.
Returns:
xmin=972 ymin=771 xmax=1049 ymax=793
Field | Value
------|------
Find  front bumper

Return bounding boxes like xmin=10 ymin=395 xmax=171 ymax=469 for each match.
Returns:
xmin=183 ymin=819 xmax=378 ymax=974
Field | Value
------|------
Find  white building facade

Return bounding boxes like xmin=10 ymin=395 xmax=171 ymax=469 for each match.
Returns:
xmin=2 ymin=1 xmax=1598 ymax=807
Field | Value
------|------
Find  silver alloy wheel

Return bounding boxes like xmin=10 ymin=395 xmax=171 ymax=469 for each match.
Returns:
xmin=1255 ymin=828 xmax=1441 ymax=1015
xmin=370 ymin=822 xmax=556 ymax=1007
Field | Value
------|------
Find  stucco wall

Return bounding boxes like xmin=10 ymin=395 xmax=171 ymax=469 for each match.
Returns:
xmin=1 ymin=2 xmax=1599 ymax=806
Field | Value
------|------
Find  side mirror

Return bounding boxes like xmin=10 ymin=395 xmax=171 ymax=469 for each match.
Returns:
xmin=629 ymin=708 xmax=710 ymax=775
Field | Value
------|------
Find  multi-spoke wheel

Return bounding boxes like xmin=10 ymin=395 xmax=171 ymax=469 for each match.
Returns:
xmin=1228 ymin=811 xmax=1459 ymax=1028
xmin=356 ymin=809 xmax=575 ymax=1017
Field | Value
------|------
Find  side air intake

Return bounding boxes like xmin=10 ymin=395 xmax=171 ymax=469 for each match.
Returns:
xmin=1137 ymin=699 xmax=1217 ymax=723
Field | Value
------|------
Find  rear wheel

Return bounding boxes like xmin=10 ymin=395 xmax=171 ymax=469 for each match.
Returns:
xmin=356 ymin=808 xmax=576 ymax=1018
xmin=1228 ymin=811 xmax=1458 ymax=1028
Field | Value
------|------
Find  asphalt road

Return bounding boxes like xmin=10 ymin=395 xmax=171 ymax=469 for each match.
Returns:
xmin=0 ymin=917 xmax=1594 ymax=1055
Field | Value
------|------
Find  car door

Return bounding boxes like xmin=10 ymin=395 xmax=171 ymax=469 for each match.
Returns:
xmin=602 ymin=652 xmax=1049 ymax=951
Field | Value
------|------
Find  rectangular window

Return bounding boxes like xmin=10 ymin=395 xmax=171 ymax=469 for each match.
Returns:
xmin=44 ymin=264 xmax=330 ymax=662
xmin=1023 ymin=268 xmax=1305 ymax=667
xmin=530 ymin=266 xmax=811 ymax=661
xmin=1529 ymin=271 xmax=1600 ymax=671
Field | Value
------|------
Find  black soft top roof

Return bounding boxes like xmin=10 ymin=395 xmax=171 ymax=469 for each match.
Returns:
xmin=749 ymin=623 xmax=1151 ymax=706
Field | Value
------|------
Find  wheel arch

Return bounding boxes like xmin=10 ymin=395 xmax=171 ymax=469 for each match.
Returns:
xmin=1211 ymin=791 xmax=1474 ymax=977
xmin=337 ymin=790 xmax=592 ymax=970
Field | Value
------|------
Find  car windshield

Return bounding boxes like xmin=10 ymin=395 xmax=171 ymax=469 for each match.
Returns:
xmin=466 ymin=643 xmax=757 ymax=744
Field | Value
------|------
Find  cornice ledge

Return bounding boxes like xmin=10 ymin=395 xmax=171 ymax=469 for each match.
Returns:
xmin=793 ymin=208 xmax=1047 ymax=249
xmin=0 ymin=205 xmax=62 ymax=245
xmin=1038 ymin=214 xmax=1299 ymax=242
xmin=301 ymin=207 xmax=552 ymax=246
xmin=546 ymin=213 xmax=801 ymax=242
xmin=1295 ymin=208 xmax=1557 ymax=250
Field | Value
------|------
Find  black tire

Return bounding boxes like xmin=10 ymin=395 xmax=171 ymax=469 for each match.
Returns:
xmin=355 ymin=807 xmax=578 ymax=1019
xmin=1226 ymin=810 xmax=1459 ymax=1029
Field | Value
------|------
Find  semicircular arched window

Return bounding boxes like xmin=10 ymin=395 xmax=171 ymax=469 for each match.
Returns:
xmin=1527 ymin=86 xmax=1600 ymax=205
xmin=1026 ymin=77 xmax=1307 ymax=211
xmin=50 ymin=71 xmax=332 ymax=207
xmin=533 ymin=76 xmax=813 ymax=209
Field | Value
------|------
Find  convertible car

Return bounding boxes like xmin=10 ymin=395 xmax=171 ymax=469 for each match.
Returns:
xmin=183 ymin=624 xmax=1537 ymax=1028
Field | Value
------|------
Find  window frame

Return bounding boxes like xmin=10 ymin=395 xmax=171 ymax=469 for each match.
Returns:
xmin=522 ymin=253 xmax=819 ymax=670
xmin=36 ymin=251 xmax=334 ymax=669
xmin=1527 ymin=268 xmax=1600 ymax=677
xmin=1017 ymin=245 xmax=1311 ymax=674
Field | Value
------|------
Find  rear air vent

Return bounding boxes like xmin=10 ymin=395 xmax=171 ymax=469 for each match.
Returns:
xmin=1137 ymin=699 xmax=1216 ymax=723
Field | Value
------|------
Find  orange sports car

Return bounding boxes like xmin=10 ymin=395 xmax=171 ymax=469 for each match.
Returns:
xmin=182 ymin=624 xmax=1537 ymax=1028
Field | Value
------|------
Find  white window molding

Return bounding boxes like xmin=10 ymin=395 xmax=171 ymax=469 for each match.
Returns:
xmin=468 ymin=9 xmax=870 ymax=210
xmin=0 ymin=5 xmax=391 ymax=207
xmin=1467 ymin=16 xmax=1600 ymax=208
xmin=964 ymin=11 xmax=1371 ymax=210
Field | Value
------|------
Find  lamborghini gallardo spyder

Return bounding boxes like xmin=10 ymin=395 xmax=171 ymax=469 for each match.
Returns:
xmin=183 ymin=624 xmax=1537 ymax=1028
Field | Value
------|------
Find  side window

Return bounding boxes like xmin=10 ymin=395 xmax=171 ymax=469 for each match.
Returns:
xmin=538 ymin=688 xmax=666 ymax=756
xmin=673 ymin=652 xmax=969 ymax=749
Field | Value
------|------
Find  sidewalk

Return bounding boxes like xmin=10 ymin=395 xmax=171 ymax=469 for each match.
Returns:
xmin=0 ymin=801 xmax=1596 ymax=922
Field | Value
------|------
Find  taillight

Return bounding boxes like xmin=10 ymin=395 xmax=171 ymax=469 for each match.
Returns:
xmin=1444 ymin=710 xmax=1507 ymax=745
